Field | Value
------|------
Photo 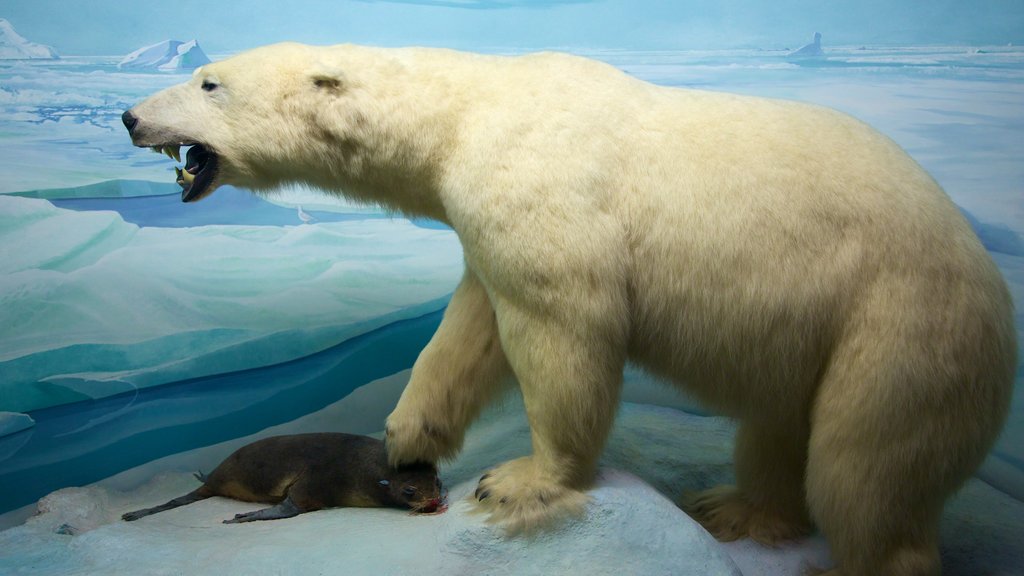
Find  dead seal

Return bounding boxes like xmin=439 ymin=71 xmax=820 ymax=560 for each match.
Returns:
xmin=122 ymin=433 xmax=444 ymax=523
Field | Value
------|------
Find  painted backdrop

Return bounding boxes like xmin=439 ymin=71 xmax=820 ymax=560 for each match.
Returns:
xmin=1 ymin=0 xmax=1022 ymax=518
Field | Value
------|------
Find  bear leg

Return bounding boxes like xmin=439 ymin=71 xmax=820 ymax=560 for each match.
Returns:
xmin=386 ymin=270 xmax=513 ymax=466
xmin=473 ymin=299 xmax=627 ymax=534
xmin=683 ymin=419 xmax=812 ymax=545
xmin=805 ymin=367 xmax=953 ymax=575
xmin=805 ymin=414 xmax=945 ymax=576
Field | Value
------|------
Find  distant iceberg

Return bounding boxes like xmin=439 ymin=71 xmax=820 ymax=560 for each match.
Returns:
xmin=118 ymin=39 xmax=210 ymax=71
xmin=788 ymin=32 xmax=824 ymax=58
xmin=0 ymin=19 xmax=59 ymax=60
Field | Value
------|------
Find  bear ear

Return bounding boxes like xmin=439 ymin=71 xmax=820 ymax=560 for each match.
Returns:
xmin=309 ymin=64 xmax=346 ymax=92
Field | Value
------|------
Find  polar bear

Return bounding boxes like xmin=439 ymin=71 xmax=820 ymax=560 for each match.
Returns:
xmin=123 ymin=43 xmax=1016 ymax=575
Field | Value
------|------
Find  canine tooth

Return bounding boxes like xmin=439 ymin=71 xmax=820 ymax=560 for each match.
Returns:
xmin=170 ymin=145 xmax=181 ymax=162
xmin=181 ymin=169 xmax=195 ymax=184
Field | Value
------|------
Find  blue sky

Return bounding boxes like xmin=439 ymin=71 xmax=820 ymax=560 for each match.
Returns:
xmin=3 ymin=0 xmax=1023 ymax=55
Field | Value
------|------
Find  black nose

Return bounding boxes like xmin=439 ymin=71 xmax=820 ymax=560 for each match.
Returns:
xmin=121 ymin=110 xmax=138 ymax=133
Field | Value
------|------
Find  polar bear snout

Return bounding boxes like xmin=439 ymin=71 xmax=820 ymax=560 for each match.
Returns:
xmin=121 ymin=110 xmax=138 ymax=134
xmin=122 ymin=105 xmax=222 ymax=204
xmin=120 ymin=104 xmax=191 ymax=149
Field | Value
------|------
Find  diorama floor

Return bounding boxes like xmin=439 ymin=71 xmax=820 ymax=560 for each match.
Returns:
xmin=1 ymin=371 xmax=1020 ymax=576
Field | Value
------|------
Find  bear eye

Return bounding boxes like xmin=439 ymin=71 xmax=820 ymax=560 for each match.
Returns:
xmin=201 ymin=79 xmax=219 ymax=92
xmin=402 ymin=486 xmax=417 ymax=497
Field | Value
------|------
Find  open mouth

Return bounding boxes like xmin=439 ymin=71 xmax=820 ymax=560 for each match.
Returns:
xmin=149 ymin=143 xmax=219 ymax=203
xmin=413 ymin=497 xmax=447 ymax=515
xmin=411 ymin=491 xmax=448 ymax=515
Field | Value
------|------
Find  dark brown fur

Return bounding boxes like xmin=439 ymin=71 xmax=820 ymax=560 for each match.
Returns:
xmin=122 ymin=433 xmax=442 ymax=523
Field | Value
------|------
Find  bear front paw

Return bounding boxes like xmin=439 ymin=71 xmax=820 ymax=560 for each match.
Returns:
xmin=384 ymin=411 xmax=461 ymax=467
xmin=472 ymin=456 xmax=590 ymax=535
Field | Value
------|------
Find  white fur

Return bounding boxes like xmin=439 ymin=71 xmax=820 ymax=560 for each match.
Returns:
xmin=129 ymin=43 xmax=1017 ymax=575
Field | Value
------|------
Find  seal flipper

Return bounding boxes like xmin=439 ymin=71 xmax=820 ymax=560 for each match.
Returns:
xmin=223 ymin=496 xmax=303 ymax=523
xmin=122 ymin=486 xmax=214 ymax=521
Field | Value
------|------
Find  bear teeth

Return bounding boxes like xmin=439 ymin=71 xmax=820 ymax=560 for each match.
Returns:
xmin=174 ymin=166 xmax=195 ymax=185
xmin=149 ymin=145 xmax=181 ymax=162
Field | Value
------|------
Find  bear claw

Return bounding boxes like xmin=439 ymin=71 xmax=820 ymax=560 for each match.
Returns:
xmin=471 ymin=456 xmax=590 ymax=534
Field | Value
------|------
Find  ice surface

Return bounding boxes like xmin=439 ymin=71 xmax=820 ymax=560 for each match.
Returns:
xmin=1 ymin=370 xmax=1021 ymax=575
xmin=0 ymin=19 xmax=58 ymax=60
xmin=0 ymin=195 xmax=463 ymax=413
xmin=117 ymin=40 xmax=210 ymax=71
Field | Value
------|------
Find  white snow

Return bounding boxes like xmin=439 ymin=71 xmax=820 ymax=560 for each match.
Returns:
xmin=5 ymin=469 xmax=742 ymax=576
xmin=118 ymin=39 xmax=210 ymax=71
xmin=0 ymin=19 xmax=58 ymax=60
xmin=1 ymin=369 xmax=1020 ymax=575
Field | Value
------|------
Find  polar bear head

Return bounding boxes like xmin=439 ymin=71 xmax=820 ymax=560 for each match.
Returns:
xmin=123 ymin=43 xmax=377 ymax=203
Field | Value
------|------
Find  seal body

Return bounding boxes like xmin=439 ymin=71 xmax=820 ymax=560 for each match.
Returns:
xmin=122 ymin=433 xmax=442 ymax=523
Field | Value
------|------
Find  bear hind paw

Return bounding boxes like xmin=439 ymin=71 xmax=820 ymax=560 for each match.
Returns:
xmin=681 ymin=485 xmax=811 ymax=546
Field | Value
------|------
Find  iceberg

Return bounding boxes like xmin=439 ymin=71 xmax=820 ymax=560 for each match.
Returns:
xmin=118 ymin=39 xmax=211 ymax=71
xmin=788 ymin=32 xmax=824 ymax=58
xmin=0 ymin=19 xmax=58 ymax=60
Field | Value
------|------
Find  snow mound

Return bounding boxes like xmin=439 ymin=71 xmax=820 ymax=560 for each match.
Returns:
xmin=0 ymin=469 xmax=740 ymax=576
xmin=0 ymin=19 xmax=58 ymax=60
xmin=118 ymin=39 xmax=210 ymax=71
xmin=2 ymin=385 xmax=1021 ymax=575
xmin=0 ymin=394 xmax=746 ymax=576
